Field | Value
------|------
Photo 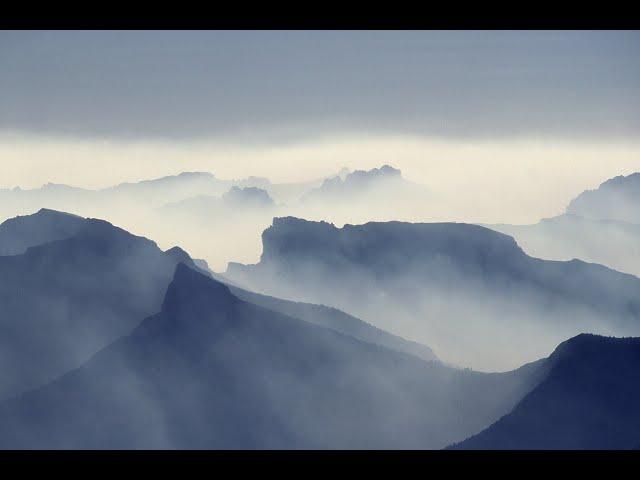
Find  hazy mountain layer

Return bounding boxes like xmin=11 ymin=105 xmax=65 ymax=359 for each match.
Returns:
xmin=227 ymin=217 xmax=640 ymax=370
xmin=227 ymin=282 xmax=439 ymax=363
xmin=0 ymin=264 xmax=543 ymax=449
xmin=567 ymin=172 xmax=640 ymax=224
xmin=487 ymin=214 xmax=640 ymax=277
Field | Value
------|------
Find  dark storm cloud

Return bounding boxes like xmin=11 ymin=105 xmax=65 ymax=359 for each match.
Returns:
xmin=1 ymin=30 xmax=639 ymax=141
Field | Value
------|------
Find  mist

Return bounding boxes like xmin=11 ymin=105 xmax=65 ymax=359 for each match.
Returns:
xmin=1 ymin=29 xmax=639 ymax=450
xmin=2 ymin=132 xmax=640 ymax=269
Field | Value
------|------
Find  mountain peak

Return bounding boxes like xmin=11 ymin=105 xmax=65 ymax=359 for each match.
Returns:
xmin=0 ymin=208 xmax=89 ymax=256
xmin=164 ymin=246 xmax=195 ymax=266
xmin=34 ymin=208 xmax=83 ymax=219
xmin=161 ymin=263 xmax=236 ymax=316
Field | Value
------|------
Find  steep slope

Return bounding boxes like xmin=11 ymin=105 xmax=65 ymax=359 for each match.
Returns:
xmin=226 ymin=217 xmax=640 ymax=370
xmin=0 ymin=264 xmax=544 ymax=449
xmin=451 ymin=334 xmax=640 ymax=450
xmin=0 ymin=213 xmax=198 ymax=400
xmin=567 ymin=172 xmax=640 ymax=224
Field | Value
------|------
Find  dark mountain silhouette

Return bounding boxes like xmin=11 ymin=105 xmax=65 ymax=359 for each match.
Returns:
xmin=0 ymin=211 xmax=200 ymax=400
xmin=0 ymin=208 xmax=87 ymax=256
xmin=486 ymin=213 xmax=640 ymax=277
xmin=227 ymin=217 xmax=640 ymax=369
xmin=0 ymin=264 xmax=543 ymax=449
xmin=451 ymin=334 xmax=640 ymax=449
xmin=567 ymin=172 xmax=640 ymax=224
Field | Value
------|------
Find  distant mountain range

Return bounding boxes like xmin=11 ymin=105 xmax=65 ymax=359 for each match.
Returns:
xmin=298 ymin=165 xmax=431 ymax=222
xmin=0 ymin=172 xmax=252 ymax=218
xmin=567 ymin=172 xmax=640 ymax=224
xmin=226 ymin=217 xmax=640 ymax=370
xmin=161 ymin=186 xmax=276 ymax=217
xmin=487 ymin=213 xmax=640 ymax=277
xmin=0 ymin=168 xmax=353 ymax=218
xmin=451 ymin=334 xmax=640 ymax=449
xmin=0 ymin=166 xmax=434 ymax=271
xmin=302 ymin=165 xmax=404 ymax=201
xmin=484 ymin=171 xmax=640 ymax=277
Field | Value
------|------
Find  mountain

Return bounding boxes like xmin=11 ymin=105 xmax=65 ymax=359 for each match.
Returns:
xmin=226 ymin=217 xmax=640 ymax=370
xmin=451 ymin=334 xmax=640 ymax=449
xmin=0 ymin=264 xmax=544 ymax=449
xmin=225 ymin=281 xmax=439 ymax=363
xmin=0 ymin=208 xmax=87 ymax=256
xmin=0 ymin=184 xmax=95 ymax=220
xmin=303 ymin=165 xmax=404 ymax=201
xmin=0 ymin=210 xmax=200 ymax=400
xmin=161 ymin=186 xmax=276 ymax=216
xmin=101 ymin=171 xmax=230 ymax=205
xmin=294 ymin=165 xmax=432 ymax=225
xmin=0 ymin=172 xmax=272 ymax=222
xmin=222 ymin=186 xmax=275 ymax=207
xmin=175 ymin=256 xmax=440 ymax=362
xmin=486 ymin=213 xmax=640 ymax=277
xmin=567 ymin=172 xmax=640 ymax=224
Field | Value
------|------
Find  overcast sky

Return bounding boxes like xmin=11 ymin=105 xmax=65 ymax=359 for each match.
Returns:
xmin=1 ymin=30 xmax=639 ymax=222
xmin=2 ymin=30 xmax=639 ymax=141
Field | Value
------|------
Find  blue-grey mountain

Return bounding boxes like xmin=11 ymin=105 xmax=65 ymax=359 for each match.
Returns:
xmin=226 ymin=217 xmax=640 ymax=369
xmin=451 ymin=334 xmax=640 ymax=449
xmin=567 ymin=172 xmax=640 ymax=224
xmin=0 ymin=264 xmax=543 ymax=449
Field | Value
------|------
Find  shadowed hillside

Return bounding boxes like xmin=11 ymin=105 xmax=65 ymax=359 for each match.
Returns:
xmin=0 ymin=264 xmax=544 ymax=449
xmin=451 ymin=334 xmax=640 ymax=450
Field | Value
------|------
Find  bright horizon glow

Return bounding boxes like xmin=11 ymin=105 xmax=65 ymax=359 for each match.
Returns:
xmin=1 ymin=130 xmax=639 ymax=224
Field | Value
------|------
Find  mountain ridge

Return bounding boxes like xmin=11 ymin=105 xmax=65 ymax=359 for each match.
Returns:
xmin=450 ymin=333 xmax=640 ymax=449
xmin=0 ymin=263 xmax=544 ymax=449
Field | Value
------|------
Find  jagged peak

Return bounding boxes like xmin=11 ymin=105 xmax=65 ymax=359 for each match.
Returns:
xmin=161 ymin=263 xmax=236 ymax=315
xmin=164 ymin=246 xmax=195 ymax=265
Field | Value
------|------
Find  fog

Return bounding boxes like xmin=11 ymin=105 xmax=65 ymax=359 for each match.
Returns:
xmin=1 ymin=29 xmax=639 ymax=449
xmin=1 ymin=132 xmax=640 ymax=269
xmin=0 ymin=263 xmax=548 ymax=449
xmin=224 ymin=218 xmax=640 ymax=371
